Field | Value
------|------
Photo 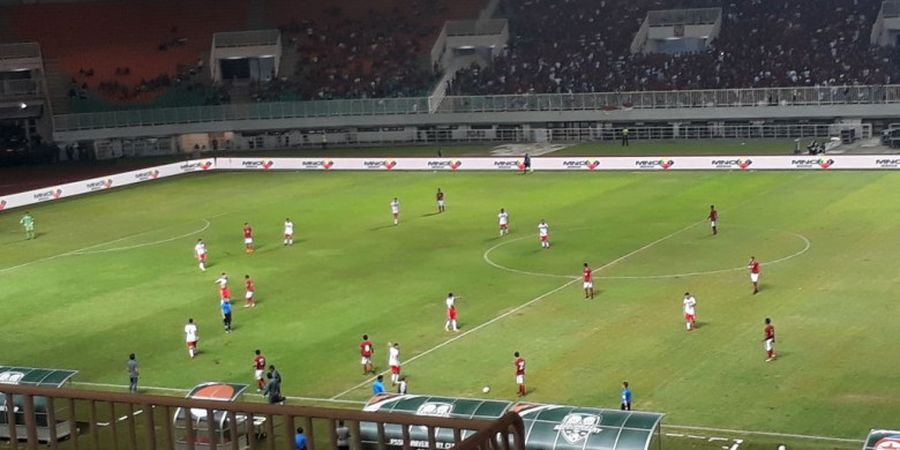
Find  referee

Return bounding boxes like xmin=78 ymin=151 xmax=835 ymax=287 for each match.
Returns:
xmin=220 ymin=299 xmax=232 ymax=333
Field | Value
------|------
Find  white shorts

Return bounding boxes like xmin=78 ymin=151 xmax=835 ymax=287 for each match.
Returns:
xmin=750 ymin=273 xmax=760 ymax=283
xmin=515 ymin=375 xmax=525 ymax=385
xmin=438 ymin=200 xmax=445 ymax=207
xmin=245 ymin=291 xmax=254 ymax=299
xmin=361 ymin=356 xmax=371 ymax=365
xmin=710 ymin=221 xmax=716 ymax=228
xmin=255 ymin=369 xmax=264 ymax=380
xmin=244 ymin=238 xmax=253 ymax=245
xmin=764 ymin=338 xmax=774 ymax=351
xmin=583 ymin=281 xmax=593 ymax=289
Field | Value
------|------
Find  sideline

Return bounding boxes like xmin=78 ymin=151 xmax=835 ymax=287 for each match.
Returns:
xmin=72 ymin=381 xmax=366 ymax=405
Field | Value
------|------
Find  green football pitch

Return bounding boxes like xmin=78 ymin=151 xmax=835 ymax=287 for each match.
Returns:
xmin=1 ymin=169 xmax=898 ymax=450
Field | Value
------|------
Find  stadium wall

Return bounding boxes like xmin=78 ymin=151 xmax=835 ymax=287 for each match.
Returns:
xmin=6 ymin=155 xmax=900 ymax=212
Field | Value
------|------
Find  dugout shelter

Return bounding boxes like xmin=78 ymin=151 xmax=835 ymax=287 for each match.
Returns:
xmin=173 ymin=382 xmax=257 ymax=450
xmin=361 ymin=394 xmax=664 ymax=450
xmin=864 ymin=429 xmax=900 ymax=450
xmin=0 ymin=366 xmax=78 ymax=443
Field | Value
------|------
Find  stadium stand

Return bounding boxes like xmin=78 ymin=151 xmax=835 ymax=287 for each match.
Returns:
xmin=448 ymin=0 xmax=900 ymax=95
xmin=0 ymin=0 xmax=484 ymax=112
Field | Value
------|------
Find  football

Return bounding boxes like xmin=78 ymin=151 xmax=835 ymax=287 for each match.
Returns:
xmin=482 ymin=386 xmax=490 ymax=393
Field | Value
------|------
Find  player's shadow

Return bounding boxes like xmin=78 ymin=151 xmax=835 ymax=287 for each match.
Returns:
xmin=420 ymin=212 xmax=441 ymax=217
xmin=370 ymin=224 xmax=397 ymax=231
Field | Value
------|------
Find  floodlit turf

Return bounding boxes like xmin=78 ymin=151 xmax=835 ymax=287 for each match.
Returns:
xmin=2 ymin=170 xmax=899 ymax=448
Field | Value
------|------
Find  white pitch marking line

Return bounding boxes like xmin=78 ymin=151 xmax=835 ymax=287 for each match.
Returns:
xmin=484 ymin=229 xmax=811 ymax=281
xmin=0 ymin=219 xmax=212 ymax=273
xmin=482 ymin=235 xmax=579 ymax=280
xmin=73 ymin=219 xmax=211 ymax=255
xmin=71 ymin=382 xmax=366 ymax=405
xmin=117 ymin=409 xmax=143 ymax=422
xmin=708 ymin=437 xmax=729 ymax=442
xmin=664 ymin=433 xmax=684 ymax=437
xmin=687 ymin=435 xmax=707 ymax=439
xmin=331 ymin=219 xmax=705 ymax=400
xmin=663 ymin=424 xmax=862 ymax=443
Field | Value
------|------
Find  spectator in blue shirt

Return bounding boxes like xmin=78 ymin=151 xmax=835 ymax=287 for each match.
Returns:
xmin=295 ymin=427 xmax=307 ymax=450
xmin=373 ymin=375 xmax=385 ymax=395
xmin=620 ymin=381 xmax=632 ymax=411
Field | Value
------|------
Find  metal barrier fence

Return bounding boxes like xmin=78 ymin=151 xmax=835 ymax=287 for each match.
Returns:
xmin=52 ymin=85 xmax=900 ymax=132
xmin=0 ymin=384 xmax=525 ymax=450
xmin=438 ymin=85 xmax=900 ymax=113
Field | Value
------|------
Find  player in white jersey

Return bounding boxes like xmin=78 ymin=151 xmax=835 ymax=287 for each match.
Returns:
xmin=390 ymin=198 xmax=400 ymax=225
xmin=283 ymin=218 xmax=294 ymax=246
xmin=498 ymin=209 xmax=509 ymax=236
xmin=538 ymin=220 xmax=550 ymax=249
xmin=388 ymin=343 xmax=401 ymax=385
xmin=194 ymin=239 xmax=208 ymax=271
xmin=184 ymin=318 xmax=199 ymax=358
xmin=445 ymin=292 xmax=456 ymax=309
xmin=682 ymin=293 xmax=697 ymax=331
xmin=215 ymin=273 xmax=228 ymax=288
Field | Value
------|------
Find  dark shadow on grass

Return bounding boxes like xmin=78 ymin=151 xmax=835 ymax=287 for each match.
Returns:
xmin=421 ymin=212 xmax=441 ymax=217
xmin=370 ymin=224 xmax=397 ymax=231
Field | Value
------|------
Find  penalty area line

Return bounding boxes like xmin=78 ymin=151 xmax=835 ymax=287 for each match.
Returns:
xmin=330 ymin=218 xmax=705 ymax=400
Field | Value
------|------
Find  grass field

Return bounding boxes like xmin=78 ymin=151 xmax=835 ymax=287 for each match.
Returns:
xmin=2 ymin=169 xmax=898 ymax=449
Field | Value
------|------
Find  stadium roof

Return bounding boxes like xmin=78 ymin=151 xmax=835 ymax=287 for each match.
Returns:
xmin=445 ymin=19 xmax=508 ymax=36
xmin=0 ymin=366 xmax=77 ymax=388
xmin=212 ymin=30 xmax=280 ymax=48
xmin=0 ymin=42 xmax=41 ymax=61
xmin=864 ymin=429 xmax=900 ymax=450
xmin=647 ymin=8 xmax=721 ymax=26
xmin=883 ymin=0 xmax=900 ymax=18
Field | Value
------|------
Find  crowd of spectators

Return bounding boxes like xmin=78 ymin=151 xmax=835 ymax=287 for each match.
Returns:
xmin=252 ymin=5 xmax=444 ymax=102
xmin=449 ymin=0 xmax=900 ymax=95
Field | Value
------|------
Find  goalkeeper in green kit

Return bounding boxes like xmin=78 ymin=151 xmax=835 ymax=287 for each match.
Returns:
xmin=20 ymin=212 xmax=34 ymax=239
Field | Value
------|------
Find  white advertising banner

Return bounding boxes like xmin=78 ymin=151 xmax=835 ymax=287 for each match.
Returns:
xmin=3 ymin=155 xmax=899 ymax=212
xmin=0 ymin=159 xmax=215 ymax=212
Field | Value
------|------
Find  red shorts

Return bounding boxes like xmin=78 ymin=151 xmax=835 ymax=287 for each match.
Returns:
xmin=540 ymin=235 xmax=548 ymax=242
xmin=187 ymin=341 xmax=197 ymax=349
xmin=390 ymin=365 xmax=400 ymax=374
xmin=684 ymin=313 xmax=695 ymax=322
xmin=500 ymin=224 xmax=508 ymax=230
xmin=448 ymin=310 xmax=457 ymax=320
xmin=198 ymin=254 xmax=207 ymax=262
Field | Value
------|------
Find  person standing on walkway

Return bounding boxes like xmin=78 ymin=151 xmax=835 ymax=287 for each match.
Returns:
xmin=621 ymin=128 xmax=630 ymax=146
xmin=620 ymin=382 xmax=632 ymax=410
xmin=127 ymin=353 xmax=139 ymax=393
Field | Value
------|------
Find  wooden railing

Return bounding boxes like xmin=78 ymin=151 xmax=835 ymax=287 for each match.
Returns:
xmin=0 ymin=384 xmax=525 ymax=450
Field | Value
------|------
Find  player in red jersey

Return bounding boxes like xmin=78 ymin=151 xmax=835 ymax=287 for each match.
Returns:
xmin=253 ymin=349 xmax=267 ymax=390
xmin=582 ymin=263 xmax=594 ymax=299
xmin=244 ymin=274 xmax=256 ymax=308
xmin=243 ymin=222 xmax=254 ymax=254
xmin=360 ymin=335 xmax=375 ymax=375
xmin=748 ymin=256 xmax=760 ymax=294
xmin=763 ymin=318 xmax=776 ymax=362
xmin=446 ymin=305 xmax=459 ymax=332
xmin=436 ymin=188 xmax=445 ymax=213
xmin=514 ymin=352 xmax=526 ymax=397
xmin=708 ymin=205 xmax=718 ymax=235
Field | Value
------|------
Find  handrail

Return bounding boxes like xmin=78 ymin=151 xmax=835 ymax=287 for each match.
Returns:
xmin=52 ymin=84 xmax=900 ymax=132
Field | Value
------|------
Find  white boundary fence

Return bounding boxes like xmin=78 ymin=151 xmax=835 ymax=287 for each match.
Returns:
xmin=4 ymin=155 xmax=900 ymax=211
